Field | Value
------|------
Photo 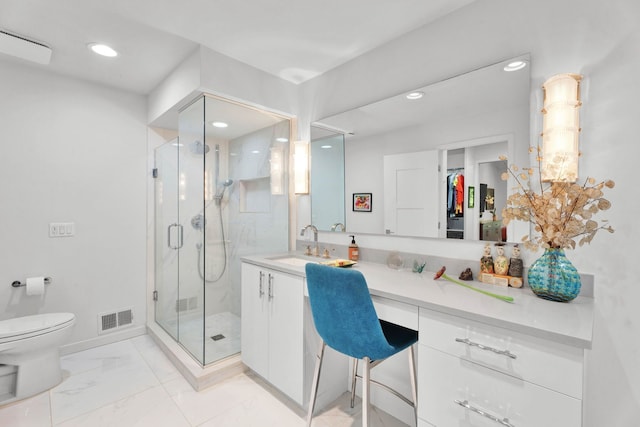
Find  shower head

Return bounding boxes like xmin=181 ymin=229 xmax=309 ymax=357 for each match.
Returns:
xmin=190 ymin=140 xmax=210 ymax=155
xmin=214 ymin=178 xmax=234 ymax=205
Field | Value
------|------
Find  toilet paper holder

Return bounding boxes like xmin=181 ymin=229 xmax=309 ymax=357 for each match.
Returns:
xmin=11 ymin=277 xmax=53 ymax=288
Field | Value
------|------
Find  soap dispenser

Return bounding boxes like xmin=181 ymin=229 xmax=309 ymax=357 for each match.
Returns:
xmin=348 ymin=235 xmax=359 ymax=261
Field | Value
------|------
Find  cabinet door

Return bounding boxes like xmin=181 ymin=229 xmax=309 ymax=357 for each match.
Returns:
xmin=241 ymin=263 xmax=269 ymax=378
xmin=267 ymin=271 xmax=304 ymax=404
xmin=418 ymin=345 xmax=582 ymax=427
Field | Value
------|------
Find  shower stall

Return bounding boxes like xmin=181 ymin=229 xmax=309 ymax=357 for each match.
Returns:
xmin=154 ymin=94 xmax=291 ymax=366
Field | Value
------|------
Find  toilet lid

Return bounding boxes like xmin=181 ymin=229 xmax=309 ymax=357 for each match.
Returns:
xmin=0 ymin=313 xmax=75 ymax=340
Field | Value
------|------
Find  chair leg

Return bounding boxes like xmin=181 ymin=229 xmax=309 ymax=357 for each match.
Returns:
xmin=350 ymin=358 xmax=358 ymax=408
xmin=306 ymin=340 xmax=326 ymax=427
xmin=362 ymin=356 xmax=370 ymax=427
xmin=408 ymin=345 xmax=418 ymax=426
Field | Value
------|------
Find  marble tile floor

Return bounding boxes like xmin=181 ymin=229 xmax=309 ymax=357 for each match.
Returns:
xmin=0 ymin=335 xmax=408 ymax=427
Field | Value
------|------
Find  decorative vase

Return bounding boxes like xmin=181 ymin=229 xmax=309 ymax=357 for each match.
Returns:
xmin=527 ymin=248 xmax=581 ymax=302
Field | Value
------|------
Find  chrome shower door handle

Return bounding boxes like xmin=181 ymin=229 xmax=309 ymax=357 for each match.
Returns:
xmin=167 ymin=223 xmax=178 ymax=249
xmin=167 ymin=223 xmax=184 ymax=249
xmin=177 ymin=224 xmax=184 ymax=249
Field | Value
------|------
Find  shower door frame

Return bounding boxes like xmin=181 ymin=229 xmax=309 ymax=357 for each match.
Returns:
xmin=153 ymin=92 xmax=295 ymax=367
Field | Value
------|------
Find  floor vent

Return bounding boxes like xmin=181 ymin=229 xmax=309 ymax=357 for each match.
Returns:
xmin=211 ymin=334 xmax=225 ymax=341
xmin=176 ymin=297 xmax=198 ymax=313
xmin=175 ymin=298 xmax=188 ymax=313
xmin=98 ymin=308 xmax=134 ymax=334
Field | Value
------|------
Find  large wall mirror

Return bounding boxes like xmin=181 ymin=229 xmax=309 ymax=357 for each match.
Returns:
xmin=311 ymin=54 xmax=530 ymax=242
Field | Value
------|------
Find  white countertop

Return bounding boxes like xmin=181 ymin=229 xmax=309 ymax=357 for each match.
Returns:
xmin=242 ymin=253 xmax=594 ymax=349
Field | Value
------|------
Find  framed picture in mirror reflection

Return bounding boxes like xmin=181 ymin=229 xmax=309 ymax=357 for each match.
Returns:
xmin=353 ymin=193 xmax=372 ymax=212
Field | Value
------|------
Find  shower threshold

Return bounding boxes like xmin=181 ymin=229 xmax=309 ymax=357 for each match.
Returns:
xmin=147 ymin=322 xmax=246 ymax=391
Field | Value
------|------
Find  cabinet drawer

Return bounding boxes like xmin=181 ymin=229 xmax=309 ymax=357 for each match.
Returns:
xmin=372 ymin=295 xmax=418 ymax=330
xmin=419 ymin=309 xmax=583 ymax=398
xmin=418 ymin=346 xmax=582 ymax=427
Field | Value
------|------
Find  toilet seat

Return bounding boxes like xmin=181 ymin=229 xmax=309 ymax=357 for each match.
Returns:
xmin=0 ymin=313 xmax=75 ymax=344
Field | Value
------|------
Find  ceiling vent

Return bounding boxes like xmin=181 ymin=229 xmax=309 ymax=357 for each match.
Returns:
xmin=0 ymin=30 xmax=51 ymax=65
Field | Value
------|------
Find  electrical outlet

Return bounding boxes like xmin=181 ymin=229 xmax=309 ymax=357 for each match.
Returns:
xmin=49 ymin=222 xmax=75 ymax=238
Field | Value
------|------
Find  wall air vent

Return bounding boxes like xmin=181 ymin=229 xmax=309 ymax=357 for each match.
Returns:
xmin=0 ymin=30 xmax=52 ymax=65
xmin=98 ymin=308 xmax=134 ymax=334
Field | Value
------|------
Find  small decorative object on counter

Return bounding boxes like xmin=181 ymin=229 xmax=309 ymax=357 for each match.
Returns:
xmin=508 ymin=244 xmax=524 ymax=278
xmin=459 ymin=268 xmax=473 ymax=281
xmin=320 ymin=259 xmax=356 ymax=268
xmin=528 ymin=249 xmax=581 ymax=302
xmin=386 ymin=252 xmax=404 ymax=270
xmin=501 ymin=145 xmax=615 ymax=302
xmin=412 ymin=259 xmax=426 ymax=274
xmin=433 ymin=266 xmax=514 ymax=303
xmin=493 ymin=243 xmax=509 ymax=275
xmin=348 ymin=235 xmax=359 ymax=261
xmin=480 ymin=243 xmax=494 ymax=274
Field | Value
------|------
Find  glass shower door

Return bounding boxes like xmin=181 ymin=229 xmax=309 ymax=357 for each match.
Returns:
xmin=154 ymin=140 xmax=180 ymax=340
xmin=177 ymin=97 xmax=206 ymax=363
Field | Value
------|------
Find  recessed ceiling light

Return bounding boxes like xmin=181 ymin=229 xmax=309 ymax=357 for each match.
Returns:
xmin=504 ymin=60 xmax=527 ymax=72
xmin=276 ymin=137 xmax=289 ymax=142
xmin=251 ymin=150 xmax=260 ymax=154
xmin=88 ymin=43 xmax=117 ymax=57
xmin=212 ymin=121 xmax=228 ymax=128
xmin=406 ymin=91 xmax=424 ymax=100
xmin=321 ymin=145 xmax=333 ymax=149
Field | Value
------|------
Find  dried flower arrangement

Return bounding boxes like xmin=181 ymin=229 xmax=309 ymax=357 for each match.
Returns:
xmin=500 ymin=147 xmax=615 ymax=250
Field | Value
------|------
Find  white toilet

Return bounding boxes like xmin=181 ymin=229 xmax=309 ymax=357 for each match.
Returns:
xmin=0 ymin=312 xmax=75 ymax=405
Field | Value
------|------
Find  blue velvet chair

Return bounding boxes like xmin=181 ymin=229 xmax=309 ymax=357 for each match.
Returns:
xmin=305 ymin=263 xmax=418 ymax=427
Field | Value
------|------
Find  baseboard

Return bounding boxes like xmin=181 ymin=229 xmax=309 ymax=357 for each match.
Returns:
xmin=59 ymin=325 xmax=147 ymax=356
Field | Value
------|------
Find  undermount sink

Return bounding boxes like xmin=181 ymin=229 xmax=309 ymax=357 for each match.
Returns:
xmin=268 ymin=256 xmax=315 ymax=267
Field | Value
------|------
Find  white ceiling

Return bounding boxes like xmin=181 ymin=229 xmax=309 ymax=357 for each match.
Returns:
xmin=318 ymin=56 xmax=531 ymax=139
xmin=0 ymin=0 xmax=475 ymax=94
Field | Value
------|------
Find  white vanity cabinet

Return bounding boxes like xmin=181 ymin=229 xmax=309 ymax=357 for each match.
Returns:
xmin=417 ymin=309 xmax=584 ymax=427
xmin=241 ymin=262 xmax=304 ymax=404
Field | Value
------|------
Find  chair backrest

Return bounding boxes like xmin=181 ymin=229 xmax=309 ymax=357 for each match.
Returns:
xmin=305 ymin=263 xmax=396 ymax=360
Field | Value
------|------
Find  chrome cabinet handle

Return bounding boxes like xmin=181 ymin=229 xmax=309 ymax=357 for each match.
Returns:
xmin=455 ymin=337 xmax=517 ymax=359
xmin=454 ymin=399 xmax=515 ymax=427
xmin=259 ymin=271 xmax=265 ymax=297
xmin=268 ymin=274 xmax=274 ymax=300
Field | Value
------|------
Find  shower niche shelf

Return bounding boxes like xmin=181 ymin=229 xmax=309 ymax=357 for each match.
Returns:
xmin=239 ymin=176 xmax=271 ymax=213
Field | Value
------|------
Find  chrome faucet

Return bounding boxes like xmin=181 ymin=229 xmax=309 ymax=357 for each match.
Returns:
xmin=300 ymin=225 xmax=319 ymax=256
xmin=330 ymin=222 xmax=346 ymax=232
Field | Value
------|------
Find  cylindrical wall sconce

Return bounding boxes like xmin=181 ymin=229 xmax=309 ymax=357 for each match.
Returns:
xmin=294 ymin=140 xmax=310 ymax=194
xmin=270 ymin=146 xmax=284 ymax=195
xmin=541 ymin=73 xmax=582 ymax=182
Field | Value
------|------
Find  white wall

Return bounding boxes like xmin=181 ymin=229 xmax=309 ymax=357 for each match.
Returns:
xmin=343 ymin=106 xmax=526 ymax=236
xmin=300 ymin=0 xmax=640 ymax=424
xmin=0 ymin=60 xmax=148 ymax=350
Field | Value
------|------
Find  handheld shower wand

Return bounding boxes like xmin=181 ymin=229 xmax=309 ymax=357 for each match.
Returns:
xmin=214 ymin=179 xmax=234 ymax=205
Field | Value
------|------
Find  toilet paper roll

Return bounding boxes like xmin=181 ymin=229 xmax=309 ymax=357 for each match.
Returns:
xmin=26 ymin=276 xmax=46 ymax=296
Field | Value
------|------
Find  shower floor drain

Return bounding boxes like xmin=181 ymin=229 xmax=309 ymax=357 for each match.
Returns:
xmin=211 ymin=334 xmax=225 ymax=341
